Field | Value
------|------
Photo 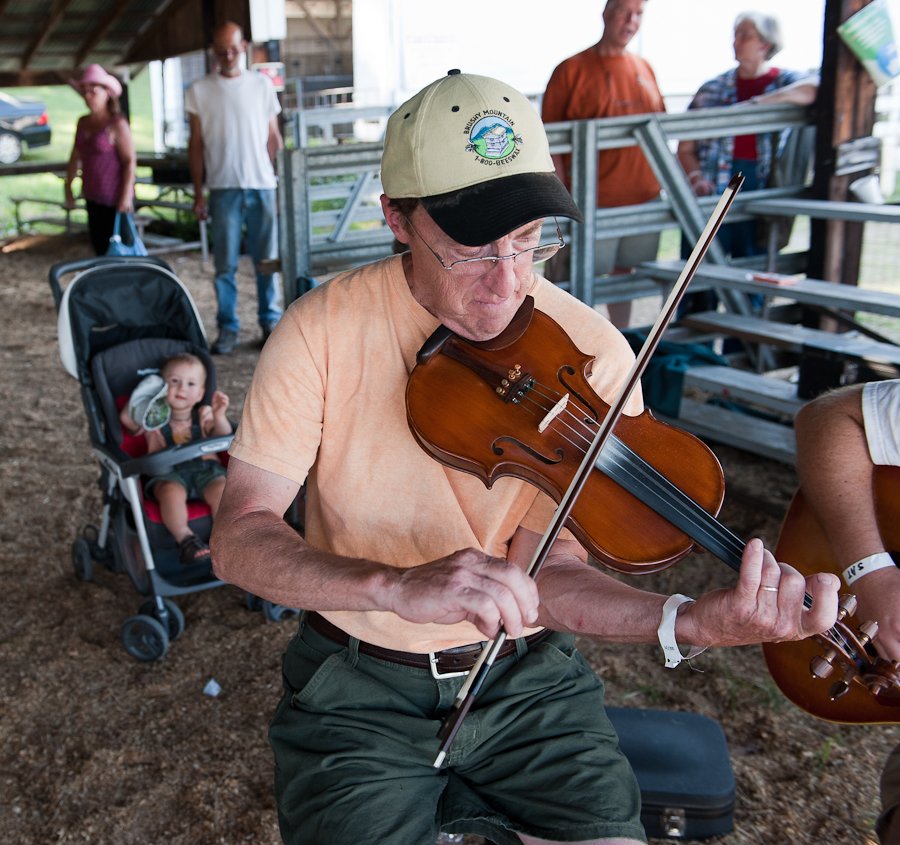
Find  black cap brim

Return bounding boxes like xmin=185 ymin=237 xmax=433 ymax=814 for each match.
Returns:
xmin=420 ymin=172 xmax=583 ymax=247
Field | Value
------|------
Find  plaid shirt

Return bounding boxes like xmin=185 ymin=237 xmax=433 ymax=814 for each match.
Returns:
xmin=688 ymin=67 xmax=813 ymax=192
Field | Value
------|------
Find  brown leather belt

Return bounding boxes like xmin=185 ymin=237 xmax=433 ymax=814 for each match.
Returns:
xmin=306 ymin=611 xmax=551 ymax=678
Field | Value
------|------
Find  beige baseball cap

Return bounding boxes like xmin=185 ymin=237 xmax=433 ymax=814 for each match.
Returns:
xmin=381 ymin=69 xmax=582 ymax=246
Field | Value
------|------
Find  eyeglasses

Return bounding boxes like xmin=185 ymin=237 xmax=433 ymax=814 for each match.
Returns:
xmin=403 ymin=215 xmax=565 ymax=276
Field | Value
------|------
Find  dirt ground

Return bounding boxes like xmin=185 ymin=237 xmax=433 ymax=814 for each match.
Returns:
xmin=1 ymin=233 xmax=896 ymax=845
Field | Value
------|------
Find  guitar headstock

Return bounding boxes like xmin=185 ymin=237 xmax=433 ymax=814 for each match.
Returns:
xmin=808 ymin=593 xmax=900 ymax=706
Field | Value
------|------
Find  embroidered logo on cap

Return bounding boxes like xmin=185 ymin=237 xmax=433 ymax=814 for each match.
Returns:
xmin=464 ymin=112 xmax=523 ymax=166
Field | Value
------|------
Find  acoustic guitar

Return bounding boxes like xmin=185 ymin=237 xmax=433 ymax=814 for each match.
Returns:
xmin=762 ymin=465 xmax=900 ymax=724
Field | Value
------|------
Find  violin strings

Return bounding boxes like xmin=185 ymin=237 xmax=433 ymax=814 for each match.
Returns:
xmin=517 ymin=386 xmax=589 ymax=450
xmin=523 ymin=379 xmax=744 ymax=561
xmin=526 ymin=379 xmax=745 ymax=559
xmin=516 ymin=377 xmax=856 ymax=657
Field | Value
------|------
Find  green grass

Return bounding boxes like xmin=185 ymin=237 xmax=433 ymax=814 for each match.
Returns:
xmin=0 ymin=70 xmax=155 ymax=234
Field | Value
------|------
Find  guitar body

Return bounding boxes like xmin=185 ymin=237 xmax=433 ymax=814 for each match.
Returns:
xmin=762 ymin=465 xmax=900 ymax=724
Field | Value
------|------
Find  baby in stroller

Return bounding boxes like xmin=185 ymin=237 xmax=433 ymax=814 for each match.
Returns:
xmin=121 ymin=352 xmax=231 ymax=567
xmin=52 ymin=256 xmax=237 ymax=660
xmin=52 ymin=255 xmax=298 ymax=661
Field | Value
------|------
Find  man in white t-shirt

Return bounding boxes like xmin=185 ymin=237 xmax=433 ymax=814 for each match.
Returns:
xmin=794 ymin=380 xmax=900 ymax=844
xmin=186 ymin=21 xmax=284 ymax=355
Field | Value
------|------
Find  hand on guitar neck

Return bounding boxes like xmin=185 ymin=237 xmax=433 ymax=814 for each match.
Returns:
xmin=764 ymin=384 xmax=900 ymax=725
xmin=763 ymin=469 xmax=900 ymax=724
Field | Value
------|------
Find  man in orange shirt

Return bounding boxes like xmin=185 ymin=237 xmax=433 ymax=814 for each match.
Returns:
xmin=211 ymin=70 xmax=839 ymax=845
xmin=542 ymin=0 xmax=664 ymax=328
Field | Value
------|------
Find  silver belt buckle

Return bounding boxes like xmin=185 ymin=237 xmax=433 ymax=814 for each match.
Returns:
xmin=428 ymin=651 xmax=473 ymax=680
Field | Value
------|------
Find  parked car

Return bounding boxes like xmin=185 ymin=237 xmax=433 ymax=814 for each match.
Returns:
xmin=0 ymin=91 xmax=52 ymax=164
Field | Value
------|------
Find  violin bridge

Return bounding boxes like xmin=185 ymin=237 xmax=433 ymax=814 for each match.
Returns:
xmin=538 ymin=393 xmax=569 ymax=433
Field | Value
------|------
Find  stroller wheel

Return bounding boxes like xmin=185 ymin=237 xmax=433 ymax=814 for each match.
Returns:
xmin=74 ymin=524 xmax=119 ymax=574
xmin=261 ymin=600 xmax=300 ymax=624
xmin=138 ymin=598 xmax=186 ymax=642
xmin=121 ymin=614 xmax=170 ymax=662
xmin=71 ymin=538 xmax=94 ymax=582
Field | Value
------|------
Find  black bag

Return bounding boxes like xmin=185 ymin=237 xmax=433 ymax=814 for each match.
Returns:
xmin=607 ymin=706 xmax=736 ymax=840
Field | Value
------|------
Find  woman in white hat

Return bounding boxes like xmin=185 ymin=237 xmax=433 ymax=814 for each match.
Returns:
xmin=64 ymin=64 xmax=136 ymax=255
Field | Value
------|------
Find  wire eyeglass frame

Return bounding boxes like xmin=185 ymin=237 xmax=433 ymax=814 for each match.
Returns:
xmin=403 ymin=215 xmax=566 ymax=276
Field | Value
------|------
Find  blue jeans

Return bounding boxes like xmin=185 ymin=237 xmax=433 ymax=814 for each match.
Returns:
xmin=209 ymin=188 xmax=282 ymax=333
xmin=678 ymin=159 xmax=764 ymax=320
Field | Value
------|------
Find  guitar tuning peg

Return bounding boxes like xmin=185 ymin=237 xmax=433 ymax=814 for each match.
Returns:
xmin=838 ymin=593 xmax=858 ymax=618
xmin=828 ymin=679 xmax=851 ymax=701
xmin=859 ymin=620 xmax=879 ymax=646
xmin=810 ymin=653 xmax=835 ymax=679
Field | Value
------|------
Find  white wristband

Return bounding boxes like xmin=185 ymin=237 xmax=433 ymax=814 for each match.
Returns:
xmin=842 ymin=552 xmax=896 ymax=586
xmin=657 ymin=594 xmax=707 ymax=668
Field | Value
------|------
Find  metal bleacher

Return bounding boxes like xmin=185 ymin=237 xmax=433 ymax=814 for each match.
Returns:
xmin=276 ymin=101 xmax=899 ymax=464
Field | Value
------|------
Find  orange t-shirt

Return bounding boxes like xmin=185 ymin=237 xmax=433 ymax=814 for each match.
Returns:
xmin=542 ymin=48 xmax=665 ymax=208
xmin=231 ymin=255 xmax=641 ymax=652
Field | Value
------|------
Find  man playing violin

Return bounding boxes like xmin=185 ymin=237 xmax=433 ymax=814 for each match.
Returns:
xmin=793 ymin=381 xmax=900 ymax=844
xmin=211 ymin=70 xmax=840 ymax=845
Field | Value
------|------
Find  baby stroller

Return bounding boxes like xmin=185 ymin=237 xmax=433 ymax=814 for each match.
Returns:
xmin=50 ymin=256 xmax=296 ymax=662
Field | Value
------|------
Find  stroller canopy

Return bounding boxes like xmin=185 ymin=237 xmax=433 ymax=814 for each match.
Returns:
xmin=58 ymin=261 xmax=207 ymax=383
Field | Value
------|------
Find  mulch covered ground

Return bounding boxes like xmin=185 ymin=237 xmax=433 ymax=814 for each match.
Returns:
xmin=1 ymin=233 xmax=895 ymax=845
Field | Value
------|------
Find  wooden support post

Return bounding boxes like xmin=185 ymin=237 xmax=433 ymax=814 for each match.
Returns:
xmin=808 ymin=0 xmax=878 ymax=285
xmin=803 ymin=0 xmax=880 ymax=397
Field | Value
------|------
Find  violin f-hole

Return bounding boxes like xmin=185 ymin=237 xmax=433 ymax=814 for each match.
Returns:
xmin=557 ymin=366 xmax=600 ymax=424
xmin=492 ymin=436 xmax=565 ymax=467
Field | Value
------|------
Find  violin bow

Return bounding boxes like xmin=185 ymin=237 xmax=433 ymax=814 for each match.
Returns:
xmin=433 ymin=173 xmax=745 ymax=768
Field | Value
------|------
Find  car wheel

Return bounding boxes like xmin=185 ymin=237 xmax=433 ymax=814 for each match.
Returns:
xmin=0 ymin=132 xmax=22 ymax=164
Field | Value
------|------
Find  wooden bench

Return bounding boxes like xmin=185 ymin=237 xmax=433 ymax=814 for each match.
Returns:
xmin=636 ymin=259 xmax=900 ymax=463
xmin=643 ymin=260 xmax=900 ymax=318
xmin=743 ymin=198 xmax=900 ymax=225
xmin=682 ymin=365 xmax=803 ymax=418
xmin=11 ymin=195 xmax=207 ymax=261
xmin=680 ymin=311 xmax=900 ymax=374
xmin=637 ymin=357 xmax=804 ymax=463
xmin=133 ymin=198 xmax=208 ymax=261
xmin=657 ymin=397 xmax=798 ymax=465
xmin=12 ymin=196 xmax=85 ymax=234
xmin=743 ymin=198 xmax=899 ymax=273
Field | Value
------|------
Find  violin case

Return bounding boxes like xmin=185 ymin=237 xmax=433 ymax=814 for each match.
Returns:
xmin=606 ymin=706 xmax=735 ymax=840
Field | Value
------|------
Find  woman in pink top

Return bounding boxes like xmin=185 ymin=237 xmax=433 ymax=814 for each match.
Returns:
xmin=65 ymin=64 xmax=136 ymax=255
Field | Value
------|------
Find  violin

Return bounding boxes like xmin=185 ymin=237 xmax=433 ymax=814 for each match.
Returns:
xmin=406 ymin=295 xmax=894 ymax=731
xmin=407 ymin=295 xmax=727 ymax=574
